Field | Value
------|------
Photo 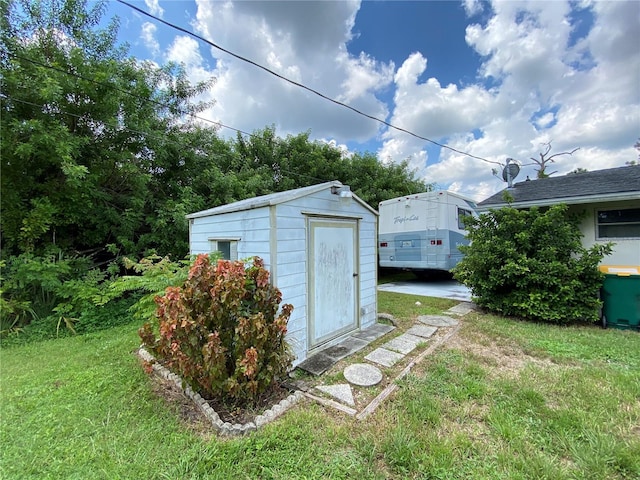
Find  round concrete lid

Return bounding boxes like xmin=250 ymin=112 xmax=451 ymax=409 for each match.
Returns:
xmin=343 ymin=363 xmax=383 ymax=387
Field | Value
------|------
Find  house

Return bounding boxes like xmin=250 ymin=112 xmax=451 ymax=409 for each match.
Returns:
xmin=477 ymin=166 xmax=640 ymax=266
xmin=186 ymin=181 xmax=379 ymax=367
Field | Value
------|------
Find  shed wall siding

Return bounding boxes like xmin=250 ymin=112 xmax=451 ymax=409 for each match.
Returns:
xmin=357 ymin=210 xmax=378 ymax=329
xmin=189 ymin=207 xmax=272 ymax=266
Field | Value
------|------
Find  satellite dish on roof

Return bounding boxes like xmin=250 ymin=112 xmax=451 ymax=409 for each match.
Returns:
xmin=502 ymin=158 xmax=520 ymax=187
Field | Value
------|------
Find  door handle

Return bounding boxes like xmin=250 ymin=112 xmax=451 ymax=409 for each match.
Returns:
xmin=353 ymin=273 xmax=359 ymax=277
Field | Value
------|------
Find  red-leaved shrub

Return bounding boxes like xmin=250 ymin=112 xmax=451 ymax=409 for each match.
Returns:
xmin=139 ymin=254 xmax=293 ymax=405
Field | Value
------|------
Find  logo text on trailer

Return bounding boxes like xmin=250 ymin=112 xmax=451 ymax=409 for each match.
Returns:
xmin=393 ymin=215 xmax=419 ymax=224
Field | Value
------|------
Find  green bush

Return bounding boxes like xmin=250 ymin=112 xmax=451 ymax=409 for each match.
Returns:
xmin=0 ymin=252 xmax=104 ymax=335
xmin=0 ymin=297 xmax=139 ymax=348
xmin=453 ymin=204 xmax=612 ymax=324
xmin=139 ymin=254 xmax=293 ymax=406
xmin=98 ymin=253 xmax=196 ymax=323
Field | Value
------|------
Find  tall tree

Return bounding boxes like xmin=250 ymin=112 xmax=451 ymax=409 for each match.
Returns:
xmin=1 ymin=0 xmax=212 ymax=260
xmin=229 ymin=126 xmax=430 ymax=208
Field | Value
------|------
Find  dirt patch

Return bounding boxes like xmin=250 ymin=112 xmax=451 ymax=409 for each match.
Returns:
xmin=444 ymin=329 xmax=556 ymax=377
xmin=150 ymin=376 xmax=215 ymax=437
xmin=203 ymin=383 xmax=293 ymax=425
xmin=145 ymin=364 xmax=293 ymax=435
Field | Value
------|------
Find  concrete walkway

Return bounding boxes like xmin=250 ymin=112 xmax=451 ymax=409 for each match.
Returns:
xmin=296 ymin=323 xmax=395 ymax=376
xmin=303 ymin=302 xmax=476 ymax=417
xmin=378 ymin=279 xmax=472 ymax=302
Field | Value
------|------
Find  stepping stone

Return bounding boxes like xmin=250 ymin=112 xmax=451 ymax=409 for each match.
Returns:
xmin=343 ymin=363 xmax=383 ymax=387
xmin=418 ymin=315 xmax=459 ymax=327
xmin=316 ymin=384 xmax=355 ymax=406
xmin=406 ymin=324 xmax=437 ymax=339
xmin=351 ymin=323 xmax=395 ymax=342
xmin=322 ymin=337 xmax=369 ymax=361
xmin=365 ymin=348 xmax=405 ymax=367
xmin=296 ymin=337 xmax=369 ymax=376
xmin=296 ymin=353 xmax=336 ymax=376
xmin=383 ymin=333 xmax=422 ymax=355
xmin=447 ymin=302 xmax=476 ymax=316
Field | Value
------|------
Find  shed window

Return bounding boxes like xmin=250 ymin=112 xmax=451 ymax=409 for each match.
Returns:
xmin=597 ymin=208 xmax=640 ymax=239
xmin=209 ymin=239 xmax=239 ymax=260
xmin=457 ymin=208 xmax=473 ymax=230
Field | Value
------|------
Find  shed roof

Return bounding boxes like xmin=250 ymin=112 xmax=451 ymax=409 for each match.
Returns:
xmin=477 ymin=166 xmax=640 ymax=210
xmin=186 ymin=181 xmax=378 ymax=219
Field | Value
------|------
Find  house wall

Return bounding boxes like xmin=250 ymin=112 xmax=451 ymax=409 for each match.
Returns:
xmin=188 ymin=188 xmax=378 ymax=366
xmin=569 ymin=200 xmax=640 ymax=266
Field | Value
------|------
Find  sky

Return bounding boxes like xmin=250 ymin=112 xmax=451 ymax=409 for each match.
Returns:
xmin=106 ymin=0 xmax=640 ymax=201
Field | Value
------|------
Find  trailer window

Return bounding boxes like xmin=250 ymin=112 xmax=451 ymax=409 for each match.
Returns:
xmin=458 ymin=208 xmax=473 ymax=230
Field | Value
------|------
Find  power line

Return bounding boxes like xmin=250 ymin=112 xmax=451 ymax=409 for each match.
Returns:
xmin=2 ymin=52 xmax=340 ymax=184
xmin=116 ymin=0 xmax=503 ymax=167
xmin=6 ymin=51 xmax=253 ymax=138
xmin=3 ymin=95 xmax=183 ymax=145
xmin=1 ymin=94 xmax=329 ymax=185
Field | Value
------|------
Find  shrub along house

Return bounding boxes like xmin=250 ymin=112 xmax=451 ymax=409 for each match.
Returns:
xmin=186 ymin=181 xmax=379 ymax=367
xmin=477 ymin=166 xmax=640 ymax=267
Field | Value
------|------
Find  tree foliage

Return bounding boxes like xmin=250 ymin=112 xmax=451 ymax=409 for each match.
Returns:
xmin=1 ymin=0 xmax=215 ymax=261
xmin=139 ymin=255 xmax=293 ymax=405
xmin=229 ymin=127 xmax=429 ymax=208
xmin=453 ymin=205 xmax=612 ymax=324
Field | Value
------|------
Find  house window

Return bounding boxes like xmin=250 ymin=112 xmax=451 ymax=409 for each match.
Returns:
xmin=597 ymin=208 xmax=640 ymax=239
xmin=458 ymin=208 xmax=473 ymax=230
xmin=209 ymin=239 xmax=239 ymax=260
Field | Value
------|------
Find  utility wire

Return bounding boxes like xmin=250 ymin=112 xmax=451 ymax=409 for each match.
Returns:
xmin=1 ymin=94 xmax=330 ymax=185
xmin=2 ymin=52 xmax=335 ymax=184
xmin=6 ymin=51 xmax=252 ymax=138
xmin=116 ymin=0 xmax=503 ymax=167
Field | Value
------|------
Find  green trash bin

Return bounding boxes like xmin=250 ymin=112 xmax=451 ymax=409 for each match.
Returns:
xmin=600 ymin=266 xmax=640 ymax=331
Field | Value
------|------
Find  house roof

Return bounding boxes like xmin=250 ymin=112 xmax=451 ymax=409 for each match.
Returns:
xmin=477 ymin=166 xmax=640 ymax=210
xmin=186 ymin=181 xmax=378 ymax=219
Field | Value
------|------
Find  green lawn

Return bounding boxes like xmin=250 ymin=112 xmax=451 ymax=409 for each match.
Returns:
xmin=2 ymin=295 xmax=639 ymax=479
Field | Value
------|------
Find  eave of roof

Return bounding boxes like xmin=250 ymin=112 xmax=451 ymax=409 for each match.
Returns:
xmin=477 ymin=190 xmax=640 ymax=211
xmin=477 ymin=166 xmax=640 ymax=210
xmin=186 ymin=181 xmax=378 ymax=219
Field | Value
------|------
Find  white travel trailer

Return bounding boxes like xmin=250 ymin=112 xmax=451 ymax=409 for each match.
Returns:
xmin=378 ymin=191 xmax=478 ymax=276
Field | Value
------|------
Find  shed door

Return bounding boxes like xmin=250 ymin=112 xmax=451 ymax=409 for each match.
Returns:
xmin=308 ymin=218 xmax=359 ymax=348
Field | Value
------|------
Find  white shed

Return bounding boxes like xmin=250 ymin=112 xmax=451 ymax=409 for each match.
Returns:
xmin=186 ymin=181 xmax=379 ymax=366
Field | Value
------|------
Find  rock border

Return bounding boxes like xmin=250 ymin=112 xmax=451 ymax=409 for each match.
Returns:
xmin=137 ymin=347 xmax=304 ymax=436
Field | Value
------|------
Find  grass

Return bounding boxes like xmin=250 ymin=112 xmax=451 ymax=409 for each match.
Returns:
xmin=2 ymin=295 xmax=639 ymax=479
xmin=378 ymin=290 xmax=456 ymax=329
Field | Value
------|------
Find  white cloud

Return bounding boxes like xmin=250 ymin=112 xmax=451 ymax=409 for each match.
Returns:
xmin=186 ymin=0 xmax=392 ymax=143
xmin=338 ymin=52 xmax=394 ymax=103
xmin=463 ymin=0 xmax=484 ymax=18
xmin=166 ymin=35 xmax=204 ymax=69
xmin=137 ymin=0 xmax=638 ymax=201
xmin=380 ymin=0 xmax=639 ymax=199
xmin=389 ymin=52 xmax=496 ymax=139
xmin=140 ymin=22 xmax=160 ymax=57
xmin=534 ymin=112 xmax=555 ymax=130
xmin=144 ymin=0 xmax=164 ymax=18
